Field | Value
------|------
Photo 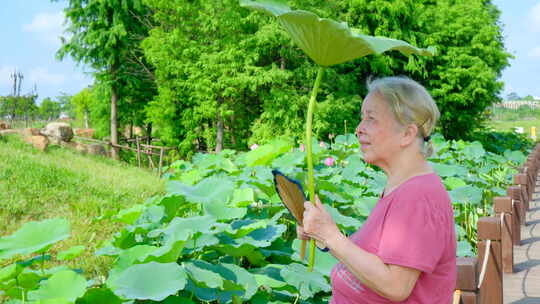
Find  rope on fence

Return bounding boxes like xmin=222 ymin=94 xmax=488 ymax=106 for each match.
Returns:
xmin=477 ymin=239 xmax=492 ymax=289
xmin=477 ymin=212 xmax=505 ymax=289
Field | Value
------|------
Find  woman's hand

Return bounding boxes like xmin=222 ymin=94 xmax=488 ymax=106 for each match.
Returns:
xmin=302 ymin=195 xmax=342 ymax=249
xmin=296 ymin=225 xmax=310 ymax=241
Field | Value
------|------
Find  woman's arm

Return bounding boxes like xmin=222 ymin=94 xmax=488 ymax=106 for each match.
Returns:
xmin=302 ymin=197 xmax=420 ymax=302
xmin=327 ymin=232 xmax=420 ymax=301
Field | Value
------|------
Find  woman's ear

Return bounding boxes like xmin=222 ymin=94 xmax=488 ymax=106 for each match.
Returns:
xmin=401 ymin=123 xmax=419 ymax=147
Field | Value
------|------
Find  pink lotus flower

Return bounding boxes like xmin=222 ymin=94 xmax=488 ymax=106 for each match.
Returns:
xmin=300 ymin=144 xmax=305 ymax=152
xmin=319 ymin=141 xmax=325 ymax=148
xmin=250 ymin=144 xmax=259 ymax=150
xmin=324 ymin=157 xmax=335 ymax=166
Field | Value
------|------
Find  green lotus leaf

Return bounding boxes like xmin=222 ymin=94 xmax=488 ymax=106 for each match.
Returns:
xmin=449 ymin=185 xmax=483 ymax=205
xmin=0 ymin=218 xmax=70 ymax=260
xmin=184 ymin=260 xmax=257 ymax=302
xmin=443 ymin=177 xmax=467 ymax=190
xmin=111 ymin=262 xmax=187 ymax=301
xmin=57 ymin=245 xmax=85 ymax=261
xmin=77 ymin=287 xmax=123 ymax=304
xmin=27 ymin=270 xmax=87 ymax=302
xmin=167 ymin=176 xmax=235 ymax=205
xmin=231 ymin=188 xmax=255 ymax=207
xmin=184 ymin=261 xmax=224 ymax=289
xmin=323 ymin=205 xmax=362 ymax=230
xmin=17 ymin=270 xmax=42 ymax=290
xmin=280 ymin=263 xmax=330 ymax=299
xmin=244 ymin=139 xmax=293 ymax=167
xmin=240 ymin=0 xmax=435 ymax=66
xmin=0 ymin=264 xmax=23 ymax=282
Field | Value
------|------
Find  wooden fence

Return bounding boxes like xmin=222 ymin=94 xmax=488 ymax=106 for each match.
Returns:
xmin=454 ymin=143 xmax=540 ymax=303
xmin=73 ymin=135 xmax=175 ymax=176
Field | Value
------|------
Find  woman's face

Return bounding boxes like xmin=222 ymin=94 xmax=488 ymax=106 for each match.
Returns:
xmin=355 ymin=91 xmax=404 ymax=166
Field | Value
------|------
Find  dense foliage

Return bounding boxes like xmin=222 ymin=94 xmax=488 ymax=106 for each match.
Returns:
xmin=0 ymin=134 xmax=526 ymax=303
xmin=54 ymin=0 xmax=511 ymax=157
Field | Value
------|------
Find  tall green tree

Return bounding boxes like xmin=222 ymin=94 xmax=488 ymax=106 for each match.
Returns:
xmin=71 ymin=88 xmax=94 ymax=128
xmin=38 ymin=97 xmax=62 ymax=121
xmin=56 ymin=0 xmax=155 ymax=159
xmin=419 ymin=0 xmax=511 ymax=139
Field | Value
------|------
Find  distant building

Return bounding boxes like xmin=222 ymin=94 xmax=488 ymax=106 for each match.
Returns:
xmin=495 ymin=100 xmax=540 ymax=109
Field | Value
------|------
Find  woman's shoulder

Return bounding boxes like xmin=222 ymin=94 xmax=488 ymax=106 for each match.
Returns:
xmin=391 ymin=172 xmax=451 ymax=210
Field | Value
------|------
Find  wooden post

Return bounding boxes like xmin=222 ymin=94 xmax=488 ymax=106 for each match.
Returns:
xmin=493 ymin=197 xmax=514 ymax=273
xmin=136 ymin=136 xmax=141 ymax=168
xmin=514 ymin=173 xmax=529 ymax=211
xmin=158 ymin=147 xmax=164 ymax=176
xmin=456 ymin=257 xmax=478 ymax=304
xmin=507 ymin=186 xmax=524 ymax=245
xmin=477 ymin=217 xmax=503 ymax=304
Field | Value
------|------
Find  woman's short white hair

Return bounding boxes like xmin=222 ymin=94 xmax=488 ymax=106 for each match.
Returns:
xmin=367 ymin=76 xmax=440 ymax=157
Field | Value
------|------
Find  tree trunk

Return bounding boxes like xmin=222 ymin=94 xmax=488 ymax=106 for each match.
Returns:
xmin=146 ymin=123 xmax=152 ymax=145
xmin=111 ymin=80 xmax=119 ymax=160
xmin=84 ymin=110 xmax=89 ymax=129
xmin=229 ymin=115 xmax=237 ymax=147
xmin=215 ymin=101 xmax=224 ymax=153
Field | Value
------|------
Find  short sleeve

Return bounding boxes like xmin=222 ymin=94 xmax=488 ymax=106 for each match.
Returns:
xmin=377 ymin=192 xmax=446 ymax=274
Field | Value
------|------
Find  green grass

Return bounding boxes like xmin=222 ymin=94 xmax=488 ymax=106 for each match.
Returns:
xmin=0 ymin=134 xmax=165 ymax=278
xmin=487 ymin=118 xmax=540 ymax=137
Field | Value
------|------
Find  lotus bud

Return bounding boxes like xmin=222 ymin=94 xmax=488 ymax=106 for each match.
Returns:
xmin=324 ymin=157 xmax=335 ymax=166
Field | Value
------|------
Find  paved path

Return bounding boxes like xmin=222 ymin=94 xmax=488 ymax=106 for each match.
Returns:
xmin=503 ymin=180 xmax=540 ymax=303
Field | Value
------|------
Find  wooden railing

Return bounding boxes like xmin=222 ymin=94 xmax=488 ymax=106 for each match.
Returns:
xmin=454 ymin=143 xmax=540 ymax=303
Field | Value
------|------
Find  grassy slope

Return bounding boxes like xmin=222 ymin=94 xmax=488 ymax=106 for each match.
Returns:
xmin=0 ymin=134 xmax=164 ymax=277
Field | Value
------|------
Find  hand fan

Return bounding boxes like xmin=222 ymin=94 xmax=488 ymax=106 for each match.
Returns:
xmin=272 ymin=169 xmax=329 ymax=257
xmin=271 ymin=169 xmax=306 ymax=223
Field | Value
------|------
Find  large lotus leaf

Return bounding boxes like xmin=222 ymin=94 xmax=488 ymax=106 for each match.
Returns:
xmin=191 ymin=153 xmax=237 ymax=173
xmin=341 ymin=154 xmax=366 ymax=184
xmin=431 ymin=162 xmax=468 ymax=178
xmin=231 ymin=188 xmax=256 ymax=207
xmin=323 ymin=205 xmax=362 ymax=230
xmin=240 ymin=0 xmax=434 ymax=66
xmin=271 ymin=151 xmax=306 ymax=173
xmin=213 ymin=236 xmax=267 ymax=266
xmin=106 ymin=245 xmax=158 ymax=291
xmin=244 ymin=140 xmax=293 ymax=167
xmin=205 ymin=203 xmax=247 ymax=220
xmin=167 ymin=176 xmax=235 ymax=205
xmin=111 ymin=262 xmax=187 ymax=301
xmin=115 ymin=204 xmax=145 ymax=225
xmin=443 ymin=177 xmax=467 ymax=191
xmin=221 ymin=263 xmax=258 ymax=299
xmin=184 ymin=261 xmax=224 ymax=289
xmin=27 ymin=270 xmax=87 ymax=302
xmin=353 ymin=196 xmax=379 ymax=217
xmin=0 ymin=264 xmax=23 ymax=282
xmin=0 ymin=218 xmax=70 ymax=260
xmin=184 ymin=260 xmax=257 ymax=302
xmin=280 ymin=263 xmax=330 ymax=299
xmin=148 ymin=215 xmax=218 ymax=239
xmin=462 ymin=141 xmax=486 ymax=160
xmin=146 ymin=215 xmax=218 ymax=260
xmin=57 ymin=245 xmax=85 ymax=261
xmin=77 ymin=287 xmax=123 ymax=304
xmin=17 ymin=269 xmax=42 ymax=290
xmin=504 ymin=150 xmax=526 ymax=165
xmin=449 ymin=185 xmax=483 ymax=205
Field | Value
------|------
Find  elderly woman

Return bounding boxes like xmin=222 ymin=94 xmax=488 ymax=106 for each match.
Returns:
xmin=298 ymin=77 xmax=456 ymax=303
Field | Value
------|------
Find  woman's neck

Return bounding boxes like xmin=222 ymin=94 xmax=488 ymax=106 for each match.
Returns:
xmin=380 ymin=151 xmax=433 ymax=196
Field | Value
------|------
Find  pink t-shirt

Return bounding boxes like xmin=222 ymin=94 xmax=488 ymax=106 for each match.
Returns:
xmin=330 ymin=173 xmax=456 ymax=304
